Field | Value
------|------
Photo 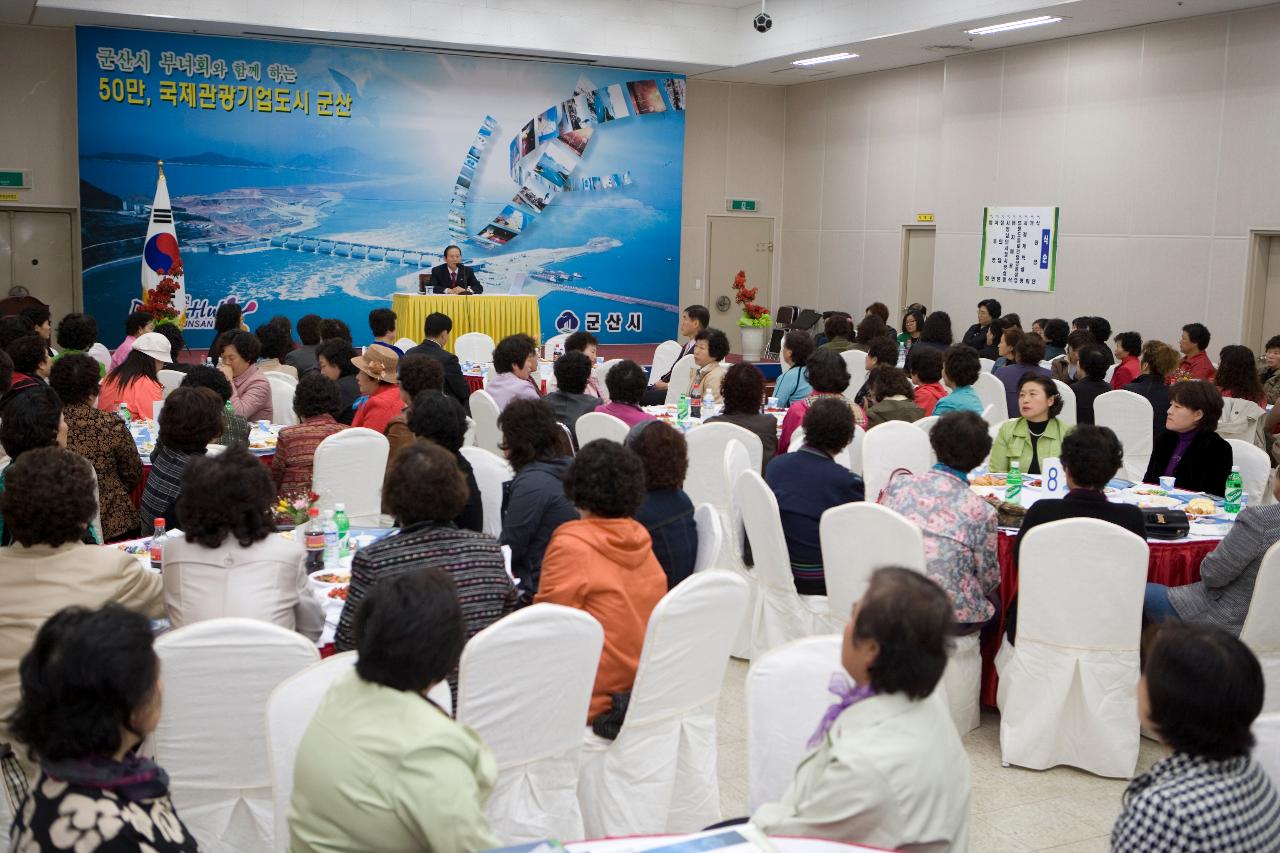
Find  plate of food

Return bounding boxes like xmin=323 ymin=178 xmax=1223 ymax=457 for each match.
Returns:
xmin=309 ymin=571 xmax=350 ymax=589
xmin=1184 ymin=497 xmax=1223 ymax=518
xmin=1136 ymin=494 xmax=1181 ymax=509
xmin=328 ymin=586 xmax=349 ymax=600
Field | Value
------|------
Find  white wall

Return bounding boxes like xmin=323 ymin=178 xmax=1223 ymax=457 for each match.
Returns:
xmin=0 ymin=25 xmax=78 ymax=208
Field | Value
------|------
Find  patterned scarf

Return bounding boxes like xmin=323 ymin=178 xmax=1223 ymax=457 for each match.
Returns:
xmin=807 ymin=671 xmax=877 ymax=748
xmin=42 ymin=753 xmax=171 ymax=801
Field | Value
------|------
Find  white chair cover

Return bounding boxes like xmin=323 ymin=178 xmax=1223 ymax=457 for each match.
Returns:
xmin=684 ymin=434 xmax=753 ymax=569
xmin=542 ymin=333 xmax=568 ymax=360
xmin=745 ymin=634 xmax=843 ymax=812
xmin=839 ymin=351 xmax=867 ymax=404
xmin=687 ymin=422 xmax=763 ymax=488
xmin=1241 ymin=542 xmax=1280 ymax=713
xmin=468 ymin=389 xmax=503 ymax=455
xmin=1228 ymin=439 xmax=1273 ymax=506
xmin=663 ymin=354 xmax=697 ymax=405
xmin=786 ymin=428 xmax=804 ymax=451
xmin=578 ymin=571 xmax=750 ymax=836
xmin=650 ymin=340 xmax=683 ymax=386
xmin=981 ymin=402 xmax=1003 ymax=428
xmin=1094 ymin=390 xmax=1155 ymax=482
xmin=311 ymin=427 xmax=389 ymax=525
xmin=1254 ymin=713 xmax=1280 ymax=788
xmin=935 ymin=633 xmax=982 ymax=735
xmin=266 ymin=373 xmax=298 ymax=426
xmin=723 ymin=440 xmax=755 ymax=657
xmin=973 ymin=373 xmax=1005 ymax=421
xmin=1219 ymin=397 xmax=1268 ymax=450
xmin=914 ymin=415 xmax=939 ymax=435
xmin=786 ymin=426 xmax=854 ymax=471
xmin=459 ymin=446 xmax=514 ymax=538
xmin=862 ymin=420 xmax=931 ymax=500
xmin=457 ymin=604 xmax=604 ymax=844
xmin=1104 ymin=364 xmax=1117 ymax=383
xmin=463 ymin=415 xmax=476 ymax=447
xmin=575 ymin=411 xmax=630 ymax=445
xmin=593 ymin=358 xmax=623 ymax=402
xmin=820 ymin=502 xmax=924 ymax=624
xmin=393 ymin=336 xmax=417 ymax=353
xmin=158 ymin=368 xmax=186 ymax=399
xmin=455 ymin=332 xmax=495 ymax=364
xmin=979 ymin=357 xmax=995 ymax=373
xmin=1052 ymin=378 xmax=1078 ymax=426
xmin=996 ymin=518 xmax=1148 ymax=777
xmin=692 ymin=502 xmax=722 ymax=574
xmin=151 ymin=618 xmax=319 ymax=853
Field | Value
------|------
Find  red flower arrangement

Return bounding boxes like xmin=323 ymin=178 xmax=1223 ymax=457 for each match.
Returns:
xmin=142 ymin=259 xmax=184 ymax=325
xmin=731 ymin=270 xmax=771 ymax=327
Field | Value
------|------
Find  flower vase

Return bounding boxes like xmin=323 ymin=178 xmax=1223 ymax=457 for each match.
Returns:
xmin=739 ymin=326 xmax=768 ymax=362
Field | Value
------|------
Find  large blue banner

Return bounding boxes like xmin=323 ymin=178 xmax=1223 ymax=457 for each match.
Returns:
xmin=76 ymin=27 xmax=685 ymax=346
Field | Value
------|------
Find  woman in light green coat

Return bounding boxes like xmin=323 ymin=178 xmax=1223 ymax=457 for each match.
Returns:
xmin=989 ymin=374 xmax=1072 ymax=475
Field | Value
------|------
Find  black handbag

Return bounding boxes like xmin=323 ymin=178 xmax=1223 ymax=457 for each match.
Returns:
xmin=1142 ymin=508 xmax=1190 ymax=540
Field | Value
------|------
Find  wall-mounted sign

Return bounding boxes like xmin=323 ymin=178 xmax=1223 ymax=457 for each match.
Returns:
xmin=979 ymin=206 xmax=1059 ymax=293
xmin=0 ymin=171 xmax=30 ymax=189
xmin=916 ymin=213 xmax=934 ymax=222
xmin=727 ymin=198 xmax=758 ymax=212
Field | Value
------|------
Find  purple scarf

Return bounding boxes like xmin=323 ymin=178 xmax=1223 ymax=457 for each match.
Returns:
xmin=807 ymin=672 xmax=877 ymax=748
xmin=42 ymin=752 xmax=171 ymax=801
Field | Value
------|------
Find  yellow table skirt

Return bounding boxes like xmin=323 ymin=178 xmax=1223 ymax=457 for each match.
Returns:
xmin=391 ymin=293 xmax=542 ymax=353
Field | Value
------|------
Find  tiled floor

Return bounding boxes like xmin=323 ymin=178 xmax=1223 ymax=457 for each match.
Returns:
xmin=715 ymin=659 xmax=1163 ymax=851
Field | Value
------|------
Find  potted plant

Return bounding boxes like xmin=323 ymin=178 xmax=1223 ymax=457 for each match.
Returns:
xmin=732 ymin=270 xmax=771 ymax=360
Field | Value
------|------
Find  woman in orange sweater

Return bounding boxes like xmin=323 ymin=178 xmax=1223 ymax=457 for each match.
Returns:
xmin=535 ymin=439 xmax=667 ymax=732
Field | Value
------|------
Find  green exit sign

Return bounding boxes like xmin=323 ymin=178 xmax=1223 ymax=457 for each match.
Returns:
xmin=727 ymin=198 xmax=757 ymax=212
xmin=0 ymin=171 xmax=29 ymax=189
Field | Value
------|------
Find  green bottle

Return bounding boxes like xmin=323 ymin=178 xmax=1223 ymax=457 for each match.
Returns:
xmin=334 ymin=503 xmax=351 ymax=558
xmin=1225 ymin=466 xmax=1243 ymax=514
xmin=676 ymin=393 xmax=689 ymax=424
xmin=1005 ymin=461 xmax=1023 ymax=505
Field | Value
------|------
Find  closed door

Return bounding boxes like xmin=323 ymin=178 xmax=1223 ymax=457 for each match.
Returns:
xmin=707 ymin=216 xmax=774 ymax=353
xmin=0 ymin=211 xmax=77 ymax=320
xmin=900 ymin=226 xmax=935 ymax=315
xmin=1261 ymin=238 xmax=1280 ymax=354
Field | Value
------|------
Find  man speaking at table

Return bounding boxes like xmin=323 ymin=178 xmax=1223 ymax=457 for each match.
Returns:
xmin=429 ymin=245 xmax=484 ymax=294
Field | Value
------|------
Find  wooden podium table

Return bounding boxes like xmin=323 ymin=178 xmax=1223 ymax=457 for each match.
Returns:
xmin=390 ymin=293 xmax=541 ymax=352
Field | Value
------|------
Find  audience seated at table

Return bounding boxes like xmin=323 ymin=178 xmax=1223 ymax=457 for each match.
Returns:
xmin=367 ymin=306 xmax=402 ymax=355
xmin=535 ymin=440 xmax=667 ymax=732
xmin=52 ymin=311 xmax=109 ymax=376
xmin=0 ymin=385 xmax=69 ymax=546
xmin=851 ymin=336 xmax=898 ymax=406
xmin=564 ymin=330 xmax=603 ymax=397
xmin=959 ymin=298 xmax=1001 ymax=352
xmin=628 ymin=420 xmax=698 ymax=589
xmin=254 ymin=318 xmax=299 ymax=379
xmin=1215 ymin=344 xmax=1268 ymax=408
xmin=6 ymin=604 xmax=199 ymax=852
xmin=49 ymin=353 xmax=142 ymax=542
xmin=286 ymin=313 xmax=321 ymax=376
xmin=291 ymin=569 xmax=500 ymax=853
xmin=705 ymin=362 xmax=778 ymax=468
xmin=107 ymin=309 xmax=154 ymax=371
xmin=384 ymin=352 xmax=444 ymax=469
xmin=161 ymin=447 xmax=323 ymax=641
xmin=751 ymin=568 xmax=971 ymax=849
xmin=487 ymin=333 xmax=542 ymax=411
xmin=1171 ymin=322 xmax=1217 ymax=384
xmin=774 ymin=330 xmax=815 ymax=408
xmin=819 ymin=314 xmax=855 ymax=354
xmin=1111 ymin=331 xmax=1143 ymax=389
xmin=595 ymin=360 xmax=658 ymax=427
xmin=216 ymin=329 xmax=274 ymax=422
xmin=930 ymin=344 xmax=985 ymax=417
xmin=272 ymin=372 xmax=346 ymax=500
xmin=1072 ymin=344 xmax=1113 ymax=426
xmin=408 ymin=392 xmax=484 ymax=534
xmin=1124 ymin=339 xmax=1180 ymax=440
xmin=777 ymin=349 xmax=866 ymax=453
xmin=905 ymin=311 xmax=953 ymax=375
xmin=404 ymin=311 xmax=472 ymax=407
xmin=989 ymin=375 xmax=1071 ymax=475
xmin=139 ymin=386 xmax=224 ymax=534
xmin=336 ymin=441 xmax=514 ymax=658
xmin=640 ymin=304 xmax=707 ymax=405
xmin=1111 ymin=623 xmax=1280 ymax=851
xmin=497 ymin=400 xmax=577 ymax=601
xmin=1143 ymin=380 xmax=1233 ymax=495
xmin=879 ymin=411 xmax=999 ymax=632
xmin=690 ymin=328 xmax=729 ymax=401
xmin=7 ymin=334 xmax=50 ymax=386
xmin=316 ymin=338 xmax=361 ymax=425
xmin=180 ymin=365 xmax=250 ymax=446
xmin=864 ymin=365 xmax=924 ymax=427
xmin=994 ymin=332 xmax=1052 ymax=417
xmin=97 ymin=331 xmax=172 ymax=420
xmin=897 ymin=308 xmax=924 ymax=361
xmin=1261 ymin=335 xmax=1280 ymax=405
xmin=908 ymin=345 xmax=947 ymax=416
xmin=546 ymin=351 xmax=601 ymax=446
xmin=767 ymin=398 xmax=865 ymax=595
xmin=210 ymin=302 xmax=247 ymax=366
xmin=349 ymin=344 xmax=403 ymax=434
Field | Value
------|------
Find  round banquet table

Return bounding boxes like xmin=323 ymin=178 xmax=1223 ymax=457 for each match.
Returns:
xmin=979 ymin=529 xmax=1219 ymax=707
xmin=465 ymin=375 xmax=485 ymax=393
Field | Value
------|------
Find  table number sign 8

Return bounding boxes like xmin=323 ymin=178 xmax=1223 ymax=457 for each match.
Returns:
xmin=1041 ymin=457 xmax=1068 ymax=498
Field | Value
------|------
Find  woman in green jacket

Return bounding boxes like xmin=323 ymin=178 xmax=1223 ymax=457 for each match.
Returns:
xmin=989 ymin=374 xmax=1072 ymax=474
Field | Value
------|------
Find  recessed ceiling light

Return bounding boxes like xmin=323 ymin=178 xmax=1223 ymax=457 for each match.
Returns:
xmin=965 ymin=15 xmax=1062 ymax=36
xmin=792 ymin=52 xmax=859 ymax=66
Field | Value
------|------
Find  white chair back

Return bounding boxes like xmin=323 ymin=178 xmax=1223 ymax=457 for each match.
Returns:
xmin=1228 ymin=439 xmax=1273 ymax=506
xmin=973 ymin=372 xmax=1005 ymax=421
xmin=593 ymin=358 xmax=623 ymax=402
xmin=787 ymin=426 xmax=854 ymax=471
xmin=981 ymin=402 xmax=1004 ymax=428
xmin=1254 ymin=712 xmax=1280 ymax=789
xmin=579 ymin=571 xmax=750 ymax=836
xmin=722 ymin=440 xmax=755 ymax=656
xmin=1104 ymin=364 xmax=1117 ymax=383
xmin=821 ymin=502 xmax=924 ymax=622
xmin=650 ymin=340 xmax=683 ymax=385
xmin=393 ymin=336 xmax=417 ymax=353
xmin=457 ymin=604 xmax=604 ymax=843
xmin=840 ymin=351 xmax=867 ymax=404
xmin=468 ymin=389 xmax=503 ymax=454
xmin=158 ymin=368 xmax=186 ymax=399
xmin=688 ymin=421 xmax=763 ymax=485
xmin=151 ymin=619 xmax=319 ymax=852
xmin=1241 ymin=541 xmax=1280 ymax=713
xmin=459 ymin=446 xmax=514 ymax=538
xmin=663 ymin=353 xmax=697 ymax=405
xmin=267 ymin=372 xmax=298 ymax=426
xmin=914 ymin=415 xmax=939 ymax=435
xmin=575 ymin=411 xmax=630 ymax=445
xmin=311 ymin=427 xmax=389 ymax=525
xmin=542 ymin=333 xmax=569 ymax=360
xmin=861 ymin=420 xmax=931 ymax=499
xmin=979 ymin=357 xmax=995 ymax=373
xmin=746 ymin=635 xmax=843 ymax=812
xmin=1052 ymin=379 xmax=1077 ymax=426
xmin=692 ymin=502 xmax=722 ymax=573
xmin=455 ymin=332 xmax=495 ymax=364
xmin=685 ymin=432 xmax=748 ymax=509
xmin=1094 ymin=390 xmax=1154 ymax=481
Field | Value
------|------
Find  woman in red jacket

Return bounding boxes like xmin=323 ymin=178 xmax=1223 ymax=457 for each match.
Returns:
xmin=350 ymin=344 xmax=404 ymax=434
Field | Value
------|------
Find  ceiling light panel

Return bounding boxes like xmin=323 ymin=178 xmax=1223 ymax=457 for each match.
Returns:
xmin=965 ymin=16 xmax=1063 ymax=36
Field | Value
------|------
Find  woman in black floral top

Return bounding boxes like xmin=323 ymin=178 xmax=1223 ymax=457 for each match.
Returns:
xmin=7 ymin=604 xmax=199 ymax=852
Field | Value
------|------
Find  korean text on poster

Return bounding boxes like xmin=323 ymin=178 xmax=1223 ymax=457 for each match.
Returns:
xmin=979 ymin=206 xmax=1059 ymax=293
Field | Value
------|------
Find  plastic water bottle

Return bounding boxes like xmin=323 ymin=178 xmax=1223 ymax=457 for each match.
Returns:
xmin=1005 ymin=461 xmax=1023 ymax=505
xmin=334 ymin=503 xmax=350 ymax=559
xmin=304 ymin=507 xmax=325 ymax=573
xmin=702 ymin=386 xmax=717 ymax=419
xmin=676 ymin=393 xmax=689 ymax=424
xmin=149 ymin=518 xmax=167 ymax=571
xmin=322 ymin=510 xmax=339 ymax=569
xmin=1225 ymin=465 xmax=1243 ymax=514
xmin=116 ymin=403 xmax=132 ymax=424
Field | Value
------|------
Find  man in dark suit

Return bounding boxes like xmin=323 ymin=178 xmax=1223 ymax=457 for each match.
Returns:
xmin=429 ymin=245 xmax=483 ymax=294
xmin=405 ymin=311 xmax=471 ymax=407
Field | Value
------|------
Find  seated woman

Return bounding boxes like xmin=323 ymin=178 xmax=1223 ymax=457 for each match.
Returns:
xmin=1050 ymin=329 xmax=1095 ymax=386
xmin=752 ymin=568 xmax=971 ymax=849
xmin=961 ymin=297 xmax=1001 ymax=351
xmin=486 ymin=333 xmax=542 ymax=411
xmin=1125 ymin=339 xmax=1180 ymax=440
xmin=7 ymin=604 xmax=199 ymax=852
xmin=904 ymin=311 xmax=952 ymax=373
xmin=819 ymin=314 xmax=854 ymax=353
xmin=49 ymin=353 xmax=142 ymax=541
xmin=290 ymin=569 xmax=501 ymax=853
xmin=1111 ymin=623 xmax=1280 ymax=850
xmin=909 ymin=346 xmax=947 ymax=416
xmin=96 ymin=331 xmax=173 ymax=420
xmin=7 ymin=333 xmax=51 ymax=384
xmin=180 ymin=365 xmax=249 ymax=446
xmin=408 ymin=392 xmax=483 ymax=533
xmin=335 ymin=441 xmax=514 ymax=655
xmin=706 ymin=362 xmax=778 ymax=467
xmin=350 ymin=344 xmax=403 ymax=434
xmin=216 ymin=329 xmax=273 ymax=422
xmin=849 ymin=314 xmax=887 ymax=353
xmin=564 ymin=330 xmax=603 ymax=397
xmin=990 ymin=375 xmax=1071 ymax=475
xmin=994 ymin=332 xmax=1053 ymax=417
xmin=595 ymin=360 xmax=658 ymax=427
xmin=0 ymin=385 xmax=68 ymax=545
xmin=895 ymin=309 xmax=924 ymax=361
xmin=1261 ymin=335 xmax=1280 ymax=405
xmin=162 ymin=447 xmax=323 ymax=641
xmin=864 ymin=365 xmax=924 ymax=427
xmin=272 ymin=372 xmax=346 ymax=500
xmin=254 ymin=319 xmax=299 ymax=379
xmin=777 ymin=349 xmax=866 ymax=453
xmin=1072 ymin=343 xmax=1113 ymax=425
xmin=879 ymin=411 xmax=999 ymax=631
xmin=546 ymin=351 xmax=601 ymax=446
xmin=775 ymin=330 xmax=815 ymax=408
xmin=628 ymin=421 xmax=698 ymax=589
xmin=767 ymin=398 xmax=865 ymax=595
xmin=497 ymin=400 xmax=578 ymax=599
xmin=139 ymin=386 xmax=224 ymax=534
xmin=316 ymin=338 xmax=362 ymax=425
xmin=1142 ymin=380 xmax=1233 ymax=495
xmin=535 ymin=440 xmax=668 ymax=730
xmin=931 ymin=345 xmax=986 ymax=416
xmin=385 ymin=353 xmax=445 ymax=469
xmin=1215 ymin=344 xmax=1268 ymax=407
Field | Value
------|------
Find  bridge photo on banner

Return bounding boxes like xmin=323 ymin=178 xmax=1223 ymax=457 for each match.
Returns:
xmin=77 ymin=27 xmax=685 ymax=347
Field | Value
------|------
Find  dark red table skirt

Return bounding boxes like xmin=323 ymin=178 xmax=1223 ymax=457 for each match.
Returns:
xmin=980 ymin=530 xmax=1218 ymax=707
xmin=131 ymin=452 xmax=276 ymax=508
xmin=466 ymin=375 xmax=485 ymax=393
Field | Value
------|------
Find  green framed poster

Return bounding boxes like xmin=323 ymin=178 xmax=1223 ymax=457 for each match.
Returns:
xmin=979 ymin=206 xmax=1059 ymax=292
